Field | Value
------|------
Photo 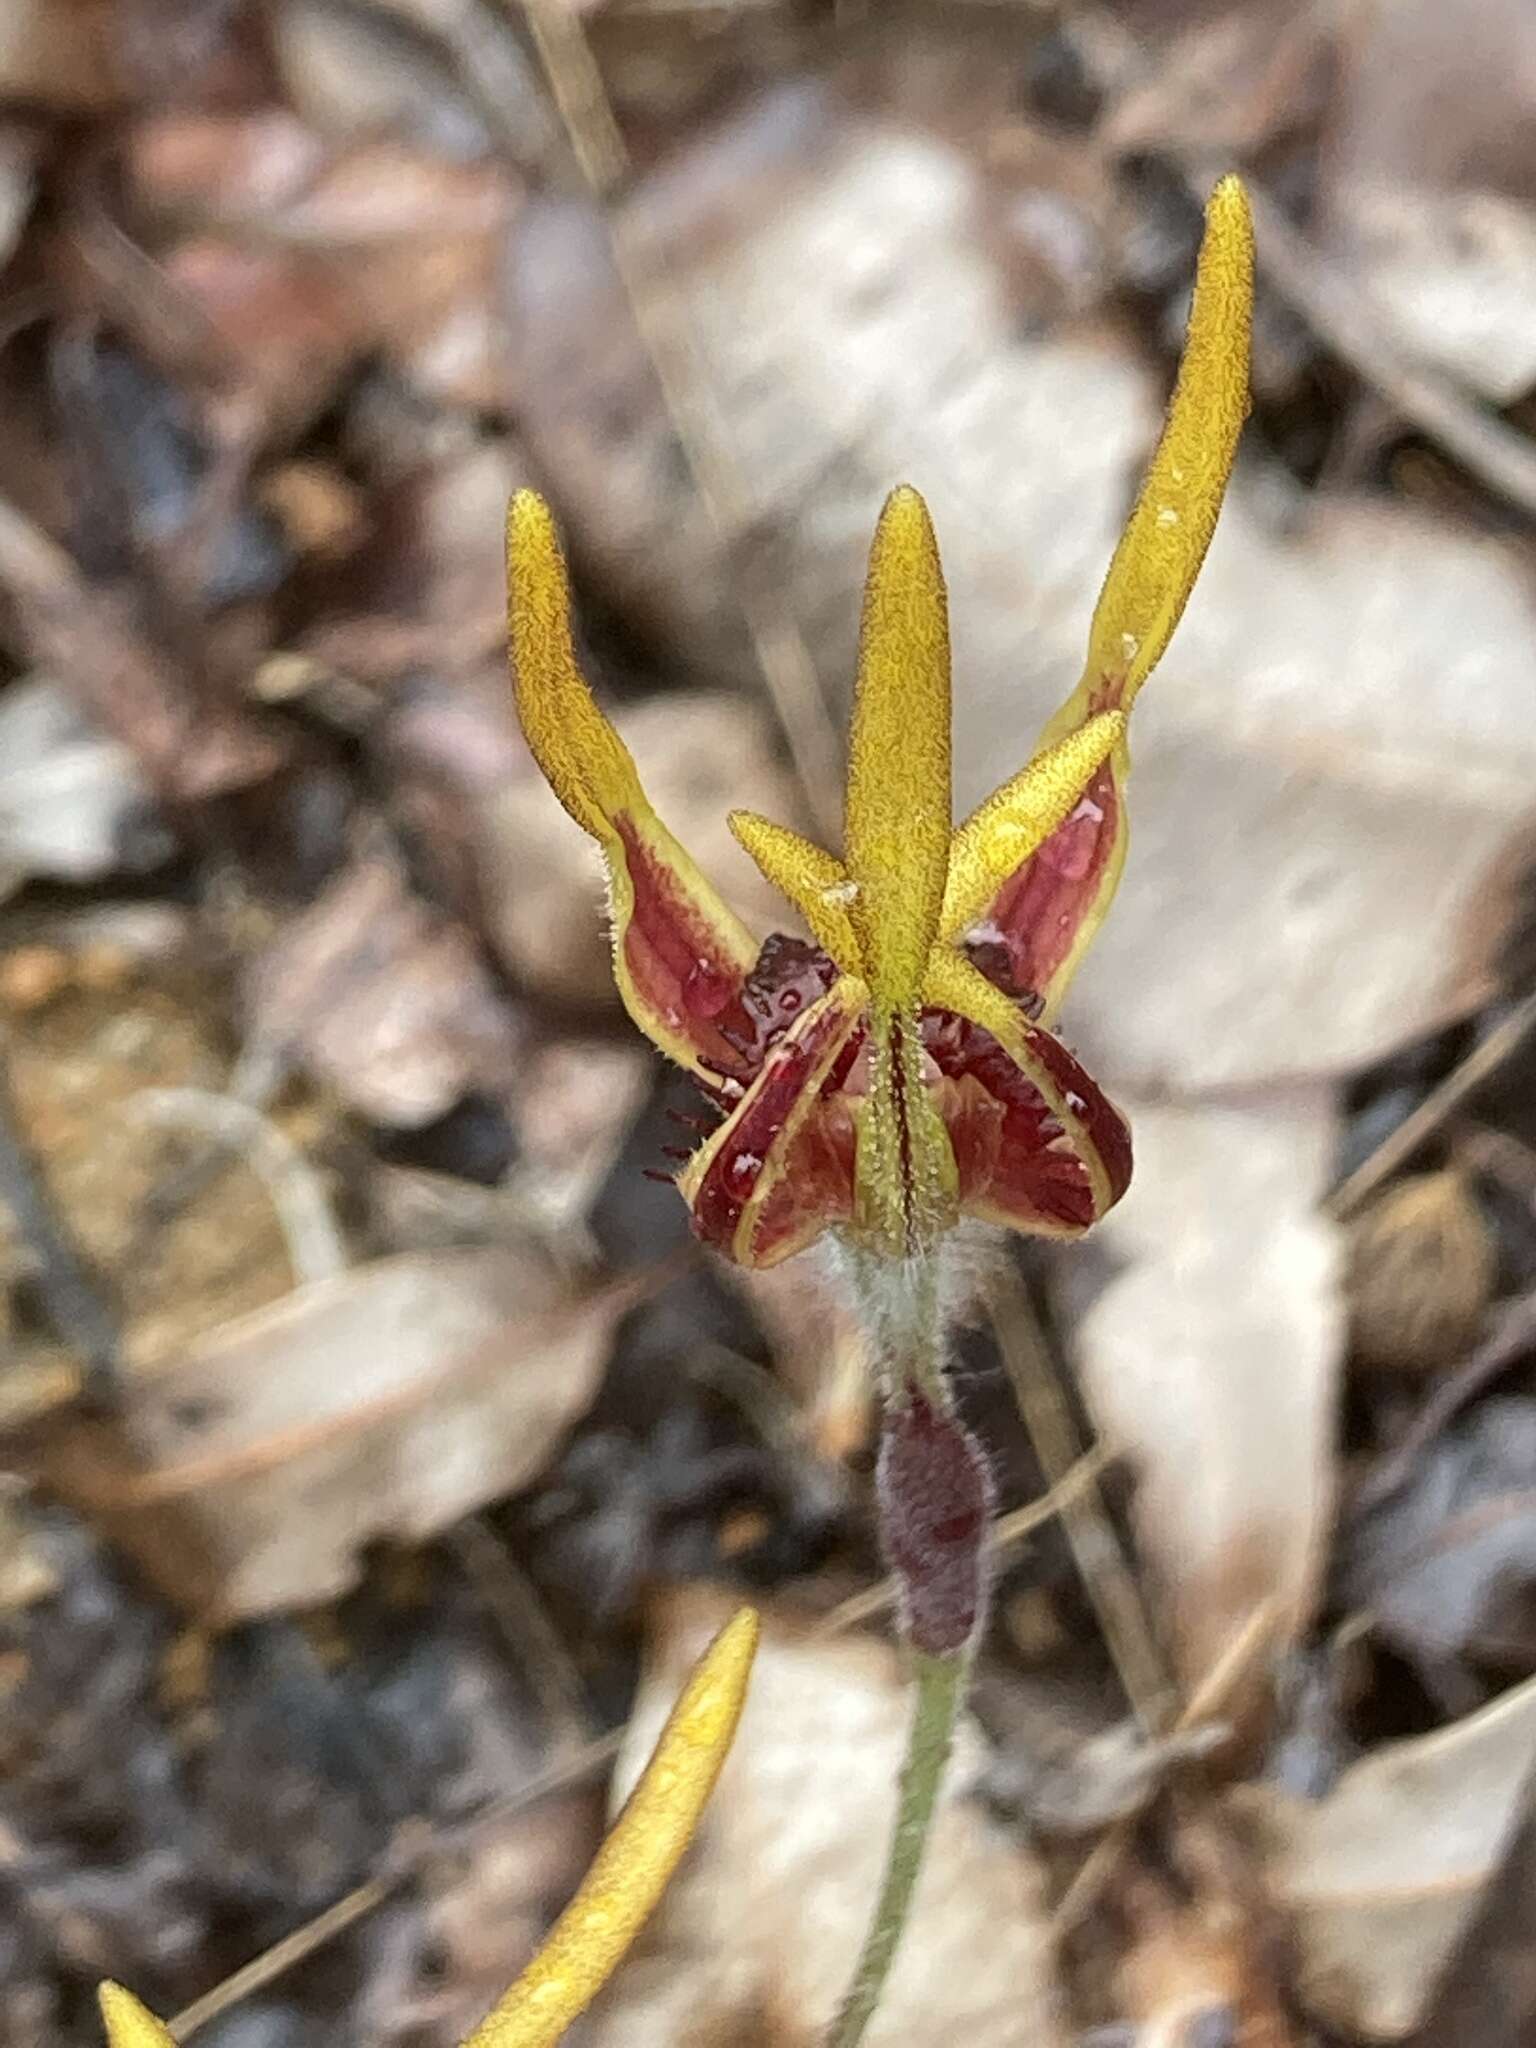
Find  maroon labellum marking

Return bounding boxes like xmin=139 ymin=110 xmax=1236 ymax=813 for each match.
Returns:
xmin=923 ymin=1006 xmax=1130 ymax=1232
xmin=979 ymin=761 xmax=1120 ymax=999
xmin=737 ymin=934 xmax=841 ymax=1064
xmin=614 ymin=816 xmax=760 ymax=1082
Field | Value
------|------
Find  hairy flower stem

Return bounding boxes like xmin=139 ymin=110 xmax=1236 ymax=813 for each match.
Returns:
xmin=827 ymin=1648 xmax=965 ymax=2048
xmin=827 ymin=1237 xmax=991 ymax=2045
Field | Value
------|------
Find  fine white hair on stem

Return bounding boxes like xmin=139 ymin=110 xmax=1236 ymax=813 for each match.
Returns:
xmin=124 ymin=1087 xmax=346 ymax=1286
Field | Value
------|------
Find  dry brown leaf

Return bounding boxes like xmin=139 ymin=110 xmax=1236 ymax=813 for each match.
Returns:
xmin=1060 ymin=1091 xmax=1343 ymax=1715
xmin=0 ymin=0 xmax=122 ymax=109
xmin=36 ymin=1245 xmax=626 ymax=1621
xmin=1246 ymin=1671 xmax=1536 ymax=2039
xmin=302 ymin=440 xmax=526 ymax=690
xmin=1103 ymin=0 xmax=1332 ymax=164
xmin=159 ymin=237 xmax=375 ymax=444
xmin=585 ymin=1589 xmax=1067 ymax=2048
xmin=244 ymin=851 xmax=522 ymax=1127
xmin=0 ymin=495 xmax=285 ymax=800
xmin=514 ymin=101 xmax=1536 ymax=1092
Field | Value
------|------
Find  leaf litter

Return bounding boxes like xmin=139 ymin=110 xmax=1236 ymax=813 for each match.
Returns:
xmin=3 ymin=2 xmax=1536 ymax=2044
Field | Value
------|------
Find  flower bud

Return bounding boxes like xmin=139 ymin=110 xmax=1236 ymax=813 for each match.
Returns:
xmin=876 ymin=1393 xmax=994 ymax=1656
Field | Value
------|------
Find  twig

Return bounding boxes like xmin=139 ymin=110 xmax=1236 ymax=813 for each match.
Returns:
xmin=0 ymin=1039 xmax=119 ymax=1391
xmin=1351 ymin=1290 xmax=1536 ymax=1516
xmin=512 ymin=0 xmax=846 ymax=841
xmin=167 ymin=1872 xmax=396 ymax=2041
xmin=449 ymin=1513 xmax=597 ymax=1749
xmin=122 ymin=1086 xmax=346 ymax=1286
xmin=987 ymin=1262 xmax=1171 ymax=1729
xmin=1326 ymin=991 xmax=1536 ymax=1219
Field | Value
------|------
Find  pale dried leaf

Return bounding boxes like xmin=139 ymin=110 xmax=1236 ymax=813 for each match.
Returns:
xmin=1249 ymin=1673 xmax=1536 ymax=2038
xmin=0 ymin=497 xmax=286 ymax=799
xmin=586 ymin=1590 xmax=1067 ymax=2048
xmin=0 ymin=676 xmax=172 ymax=896
xmin=270 ymin=0 xmax=491 ymax=154
xmin=1323 ymin=182 xmax=1536 ymax=405
xmin=1062 ymin=1092 xmax=1344 ymax=1712
xmin=37 ymin=1246 xmax=624 ymax=1620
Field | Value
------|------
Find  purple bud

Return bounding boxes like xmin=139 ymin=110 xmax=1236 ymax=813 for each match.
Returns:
xmin=876 ymin=1393 xmax=994 ymax=1656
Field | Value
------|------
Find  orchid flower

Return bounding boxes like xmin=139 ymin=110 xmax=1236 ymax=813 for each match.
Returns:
xmin=99 ymin=1610 xmax=760 ymax=2048
xmin=508 ymin=175 xmax=1251 ymax=2048
xmin=506 ymin=179 xmax=1252 ymax=1287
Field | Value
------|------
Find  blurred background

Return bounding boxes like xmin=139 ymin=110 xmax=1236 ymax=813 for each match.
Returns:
xmin=4 ymin=0 xmax=1536 ymax=2042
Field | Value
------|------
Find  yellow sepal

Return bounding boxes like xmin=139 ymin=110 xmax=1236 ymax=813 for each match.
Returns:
xmin=507 ymin=490 xmax=759 ymax=1081
xmin=941 ymin=711 xmax=1125 ymax=942
xmin=844 ymin=486 xmax=952 ymax=1009
xmin=98 ymin=1619 xmax=758 ymax=2048
xmin=506 ymin=490 xmax=646 ymax=839
xmin=99 ymin=1986 xmax=177 ymax=2048
xmin=1075 ymin=175 xmax=1253 ymax=715
xmin=462 ymin=1607 xmax=759 ymax=2048
xmin=728 ymin=811 xmax=862 ymax=974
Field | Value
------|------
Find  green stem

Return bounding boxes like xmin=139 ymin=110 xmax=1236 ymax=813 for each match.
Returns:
xmin=826 ymin=1648 xmax=965 ymax=2048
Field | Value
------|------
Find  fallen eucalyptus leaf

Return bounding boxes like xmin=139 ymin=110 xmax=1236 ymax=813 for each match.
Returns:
xmin=244 ymin=852 xmax=522 ymax=1127
xmin=1060 ymin=1090 xmax=1344 ymax=1716
xmin=35 ymin=1246 xmax=627 ymax=1620
xmin=1247 ymin=1672 xmax=1536 ymax=2039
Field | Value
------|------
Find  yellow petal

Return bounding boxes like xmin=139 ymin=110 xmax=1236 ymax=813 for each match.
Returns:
xmin=940 ymin=711 xmax=1125 ymax=942
xmin=728 ymin=810 xmax=862 ymax=974
xmin=462 ymin=1607 xmax=760 ymax=2048
xmin=507 ymin=491 xmax=759 ymax=1084
xmin=844 ymin=486 xmax=952 ymax=1008
xmin=1078 ymin=174 xmax=1253 ymax=712
xmin=98 ymin=1985 xmax=176 ymax=2048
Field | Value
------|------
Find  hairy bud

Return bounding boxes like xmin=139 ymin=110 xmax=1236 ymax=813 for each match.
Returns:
xmin=876 ymin=1393 xmax=994 ymax=1656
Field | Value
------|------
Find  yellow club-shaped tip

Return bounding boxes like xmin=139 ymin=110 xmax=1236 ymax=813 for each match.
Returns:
xmin=461 ymin=1605 xmax=760 ymax=2048
xmin=99 ymin=1984 xmax=176 ymax=2048
xmin=98 ymin=1613 xmax=760 ymax=2048
xmin=1080 ymin=173 xmax=1253 ymax=707
xmin=506 ymin=488 xmax=644 ymax=840
xmin=845 ymin=485 xmax=952 ymax=1011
